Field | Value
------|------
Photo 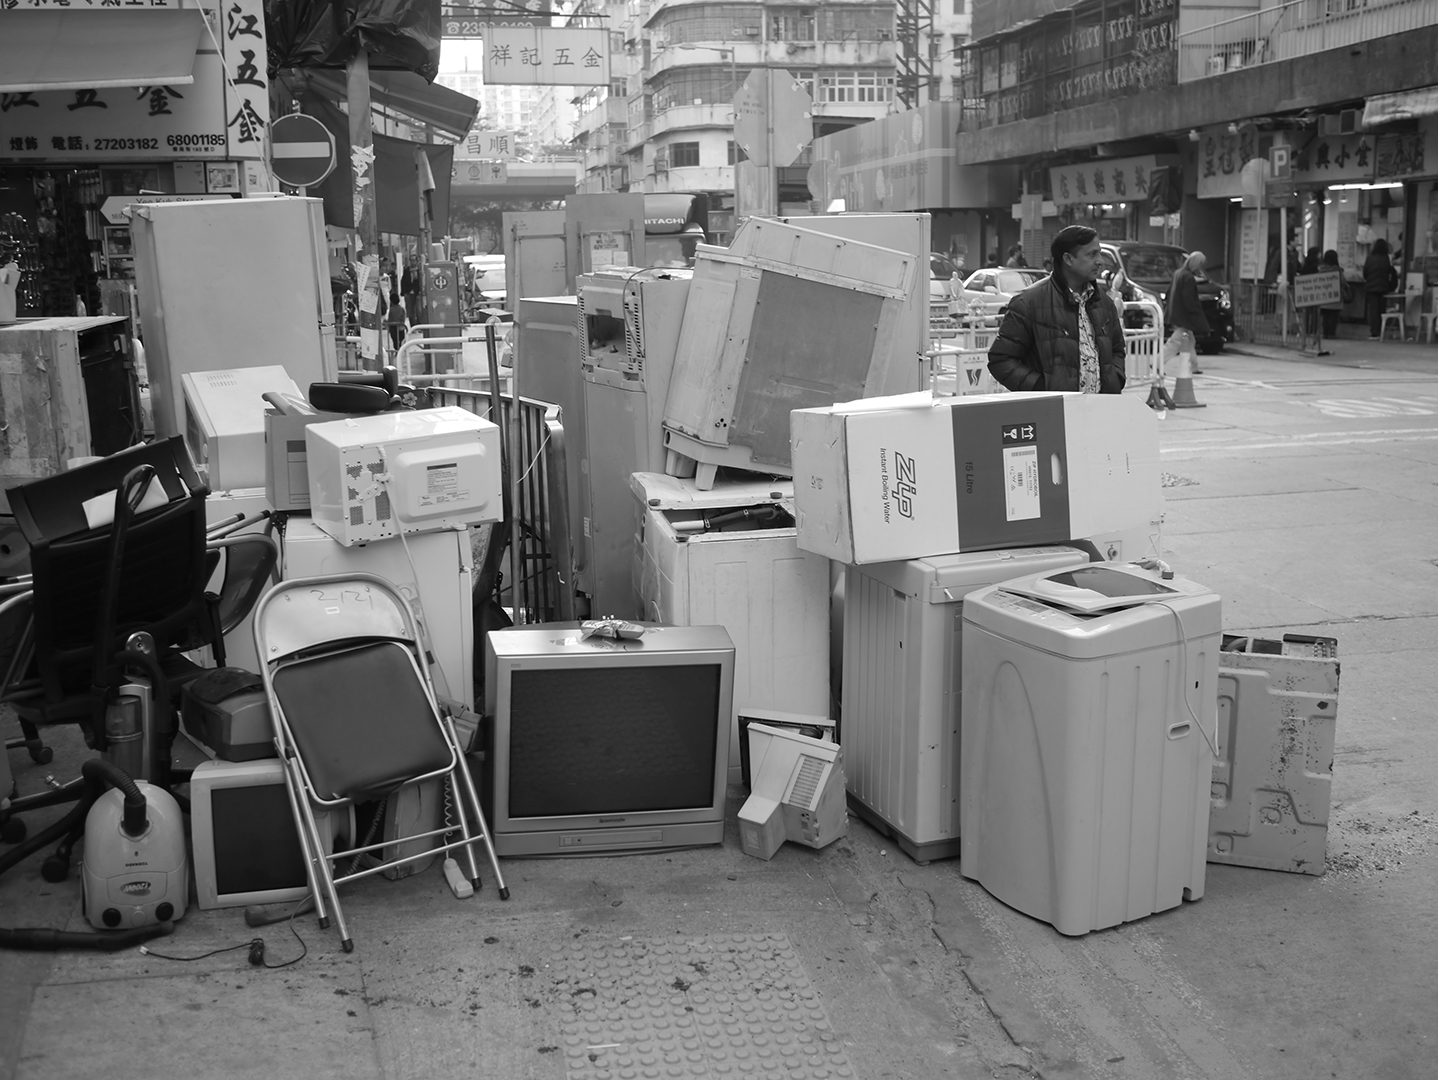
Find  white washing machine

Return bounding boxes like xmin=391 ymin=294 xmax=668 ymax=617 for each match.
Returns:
xmin=841 ymin=545 xmax=1090 ymax=863
xmin=960 ymin=562 xmax=1221 ymax=936
xmin=631 ymin=472 xmax=830 ymax=787
xmin=280 ymin=516 xmax=475 ymax=710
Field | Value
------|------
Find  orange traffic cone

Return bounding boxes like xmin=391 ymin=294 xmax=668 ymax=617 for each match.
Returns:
xmin=1170 ymin=348 xmax=1206 ymax=409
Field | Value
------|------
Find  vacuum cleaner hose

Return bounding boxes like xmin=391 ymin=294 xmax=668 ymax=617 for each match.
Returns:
xmin=0 ymin=795 xmax=94 ymax=878
xmin=80 ymin=759 xmax=148 ymax=837
xmin=0 ymin=921 xmax=174 ymax=952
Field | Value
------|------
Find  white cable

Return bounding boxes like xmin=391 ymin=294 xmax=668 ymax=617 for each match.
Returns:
xmin=376 ymin=445 xmax=453 ymax=702
xmin=1149 ymin=598 xmax=1221 ymax=760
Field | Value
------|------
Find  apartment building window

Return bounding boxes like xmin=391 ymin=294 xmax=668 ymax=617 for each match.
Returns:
xmin=656 ymin=4 xmax=754 ymax=46
xmin=952 ymin=0 xmax=965 ymax=12
xmin=670 ymin=141 xmax=700 ymax=167
xmin=818 ymin=71 xmax=894 ymax=103
xmin=727 ymin=140 xmax=737 ymax=165
xmin=951 ymin=33 xmax=967 ymax=58
xmin=770 ymin=9 xmax=816 ymax=41
xmin=819 ymin=8 xmax=893 ymax=42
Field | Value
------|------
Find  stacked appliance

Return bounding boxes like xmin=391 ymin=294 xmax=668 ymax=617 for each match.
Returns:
xmin=578 ymin=268 xmax=691 ymax=616
xmin=128 ymin=195 xmax=337 ymax=441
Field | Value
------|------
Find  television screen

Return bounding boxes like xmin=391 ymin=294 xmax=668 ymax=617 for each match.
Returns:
xmin=509 ymin=664 xmax=721 ymax=818
xmin=211 ymin=782 xmax=309 ymax=896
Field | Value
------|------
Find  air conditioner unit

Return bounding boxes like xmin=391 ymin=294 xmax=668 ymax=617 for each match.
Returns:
xmin=1320 ymin=109 xmax=1358 ymax=136
xmin=741 ymin=25 xmax=760 ymax=35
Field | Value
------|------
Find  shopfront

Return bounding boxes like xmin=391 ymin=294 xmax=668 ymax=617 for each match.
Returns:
xmin=1197 ymin=113 xmax=1434 ymax=340
xmin=0 ymin=0 xmax=271 ymax=321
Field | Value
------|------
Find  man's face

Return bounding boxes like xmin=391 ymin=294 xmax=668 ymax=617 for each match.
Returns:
xmin=1064 ymin=239 xmax=1103 ymax=286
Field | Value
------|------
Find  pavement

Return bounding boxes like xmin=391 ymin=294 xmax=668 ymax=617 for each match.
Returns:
xmin=3 ymin=336 xmax=1437 ymax=1080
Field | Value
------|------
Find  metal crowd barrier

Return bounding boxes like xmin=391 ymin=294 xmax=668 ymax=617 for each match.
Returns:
xmin=419 ymin=385 xmax=577 ymax=626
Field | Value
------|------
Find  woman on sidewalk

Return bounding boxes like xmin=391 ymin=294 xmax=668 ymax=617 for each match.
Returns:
xmin=1363 ymin=239 xmax=1398 ymax=339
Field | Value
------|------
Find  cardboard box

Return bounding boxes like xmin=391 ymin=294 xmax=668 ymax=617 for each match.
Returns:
xmin=790 ymin=391 xmax=1162 ymax=565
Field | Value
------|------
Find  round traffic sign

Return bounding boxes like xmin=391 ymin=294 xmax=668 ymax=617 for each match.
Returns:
xmin=270 ymin=113 xmax=337 ymax=188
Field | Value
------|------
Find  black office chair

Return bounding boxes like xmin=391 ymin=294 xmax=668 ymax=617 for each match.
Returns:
xmin=0 ymin=439 xmax=218 ymax=878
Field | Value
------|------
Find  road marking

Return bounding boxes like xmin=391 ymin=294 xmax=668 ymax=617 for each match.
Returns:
xmin=1163 ymin=430 xmax=1438 ymax=454
xmin=1308 ymin=396 xmax=1438 ymax=418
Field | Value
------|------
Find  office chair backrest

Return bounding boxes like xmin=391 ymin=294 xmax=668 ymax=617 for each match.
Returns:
xmin=7 ymin=438 xmax=209 ymax=701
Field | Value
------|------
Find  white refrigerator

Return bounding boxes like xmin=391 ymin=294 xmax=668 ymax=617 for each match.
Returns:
xmin=131 ymin=196 xmax=337 ymax=441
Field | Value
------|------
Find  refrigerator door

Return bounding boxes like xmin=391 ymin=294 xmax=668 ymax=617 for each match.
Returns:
xmin=132 ymin=196 xmax=337 ymax=440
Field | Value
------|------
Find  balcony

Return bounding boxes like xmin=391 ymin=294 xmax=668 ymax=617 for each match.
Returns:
xmin=648 ymin=37 xmax=895 ymax=77
xmin=650 ymin=102 xmax=735 ymax=139
xmin=1176 ymin=0 xmax=1438 ymax=83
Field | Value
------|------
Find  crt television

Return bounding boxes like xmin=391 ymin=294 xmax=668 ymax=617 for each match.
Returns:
xmin=483 ymin=622 xmax=734 ymax=856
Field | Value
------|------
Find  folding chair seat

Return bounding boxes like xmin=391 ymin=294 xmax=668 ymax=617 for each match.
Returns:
xmin=254 ymin=572 xmax=507 ymax=952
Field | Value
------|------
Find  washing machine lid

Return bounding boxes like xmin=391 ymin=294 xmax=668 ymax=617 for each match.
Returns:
xmin=630 ymin=471 xmax=793 ymax=512
xmin=999 ymin=563 xmax=1209 ymax=614
xmin=856 ymin=545 xmax=1090 ymax=603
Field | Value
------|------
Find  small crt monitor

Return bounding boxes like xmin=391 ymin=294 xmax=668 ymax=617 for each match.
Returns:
xmin=483 ymin=623 xmax=735 ymax=857
xmin=189 ymin=759 xmax=349 ymax=910
xmin=737 ymin=723 xmax=847 ymax=861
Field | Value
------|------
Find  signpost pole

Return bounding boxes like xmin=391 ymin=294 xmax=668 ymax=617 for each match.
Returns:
xmin=348 ymin=48 xmax=382 ymax=367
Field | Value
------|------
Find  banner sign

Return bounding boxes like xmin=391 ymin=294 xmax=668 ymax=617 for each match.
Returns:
xmin=456 ymin=129 xmax=518 ymax=160
xmin=1 ymin=53 xmax=227 ymax=162
xmin=1049 ymin=155 xmax=1157 ymax=205
xmin=482 ymin=27 xmax=609 ymax=85
xmin=1294 ymin=271 xmax=1343 ymax=308
xmin=0 ymin=2 xmax=267 ymax=162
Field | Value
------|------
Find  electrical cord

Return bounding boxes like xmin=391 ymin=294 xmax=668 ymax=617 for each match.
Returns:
xmin=1148 ymin=598 xmax=1221 ymax=761
xmin=141 ymin=903 xmax=308 ymax=969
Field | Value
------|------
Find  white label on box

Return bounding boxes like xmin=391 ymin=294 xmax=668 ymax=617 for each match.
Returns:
xmin=1003 ymin=445 xmax=1041 ymax=522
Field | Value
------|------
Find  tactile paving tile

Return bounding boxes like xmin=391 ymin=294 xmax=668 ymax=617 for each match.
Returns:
xmin=553 ymin=932 xmax=855 ymax=1079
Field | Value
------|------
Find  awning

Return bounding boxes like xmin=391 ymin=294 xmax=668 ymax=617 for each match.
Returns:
xmin=1363 ymin=86 xmax=1438 ymax=127
xmin=0 ymin=10 xmax=206 ymax=95
xmin=300 ymin=69 xmax=479 ymax=140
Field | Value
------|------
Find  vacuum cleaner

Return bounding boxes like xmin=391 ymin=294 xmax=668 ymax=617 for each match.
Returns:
xmin=79 ymin=759 xmax=188 ymax=930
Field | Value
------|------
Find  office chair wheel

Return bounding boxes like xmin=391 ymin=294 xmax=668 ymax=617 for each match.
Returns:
xmin=41 ymin=852 xmax=71 ymax=883
xmin=1 ymin=817 xmax=25 ymax=845
xmin=28 ymin=744 xmax=53 ymax=765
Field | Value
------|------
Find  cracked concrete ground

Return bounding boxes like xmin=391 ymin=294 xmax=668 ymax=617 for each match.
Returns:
xmin=3 ymin=342 xmax=1437 ymax=1079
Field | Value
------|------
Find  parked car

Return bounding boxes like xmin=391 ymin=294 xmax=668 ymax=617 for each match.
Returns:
xmin=929 ymin=252 xmax=964 ymax=315
xmin=952 ymin=267 xmax=1048 ymax=321
xmin=1098 ymin=241 xmax=1234 ymax=353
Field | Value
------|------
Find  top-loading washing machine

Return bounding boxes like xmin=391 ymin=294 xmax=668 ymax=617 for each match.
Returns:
xmin=960 ymin=562 xmax=1221 ymax=936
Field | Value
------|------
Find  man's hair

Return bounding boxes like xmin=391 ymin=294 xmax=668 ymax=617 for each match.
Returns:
xmin=1051 ymin=225 xmax=1098 ymax=266
xmin=1185 ymin=251 xmax=1206 ymax=271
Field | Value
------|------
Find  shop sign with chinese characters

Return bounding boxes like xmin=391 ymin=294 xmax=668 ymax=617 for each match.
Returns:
xmin=1196 ymin=125 xmax=1260 ymax=199
xmin=1290 ymin=132 xmax=1374 ymax=185
xmin=0 ymin=0 xmax=268 ymax=162
xmin=1373 ymin=125 xmax=1428 ymax=181
xmin=456 ymin=130 xmax=518 ymax=160
xmin=1049 ymin=155 xmax=1158 ymax=206
xmin=482 ymin=27 xmax=610 ymax=86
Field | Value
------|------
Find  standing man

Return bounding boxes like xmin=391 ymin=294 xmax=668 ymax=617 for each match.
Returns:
xmin=987 ymin=225 xmax=1126 ymax=394
xmin=1165 ymin=251 xmax=1211 ymax=374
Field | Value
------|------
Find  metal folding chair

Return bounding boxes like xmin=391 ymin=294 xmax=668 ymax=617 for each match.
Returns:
xmin=252 ymin=572 xmax=507 ymax=952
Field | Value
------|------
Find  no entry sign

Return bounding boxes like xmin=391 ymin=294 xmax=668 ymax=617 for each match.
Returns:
xmin=270 ymin=114 xmax=337 ymax=188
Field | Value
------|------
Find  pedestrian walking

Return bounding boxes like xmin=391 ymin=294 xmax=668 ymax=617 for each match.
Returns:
xmin=1363 ymin=238 xmax=1398 ymax=339
xmin=986 ymin=225 xmax=1126 ymax=394
xmin=1164 ymin=251 xmax=1211 ymax=376
xmin=1005 ymin=243 xmax=1028 ymax=268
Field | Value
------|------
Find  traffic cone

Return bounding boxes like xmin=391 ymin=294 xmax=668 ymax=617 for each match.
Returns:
xmin=1170 ymin=347 xmax=1206 ymax=408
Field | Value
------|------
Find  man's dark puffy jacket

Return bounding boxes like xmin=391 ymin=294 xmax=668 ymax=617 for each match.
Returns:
xmin=986 ymin=275 xmax=1126 ymax=393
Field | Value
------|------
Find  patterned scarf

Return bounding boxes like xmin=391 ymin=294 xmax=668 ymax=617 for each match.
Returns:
xmin=1074 ymin=283 xmax=1101 ymax=394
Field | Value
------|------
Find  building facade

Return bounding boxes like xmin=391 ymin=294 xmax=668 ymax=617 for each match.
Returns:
xmin=571 ymin=0 xmax=901 ymax=238
xmin=808 ymin=0 xmax=1438 ymax=323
